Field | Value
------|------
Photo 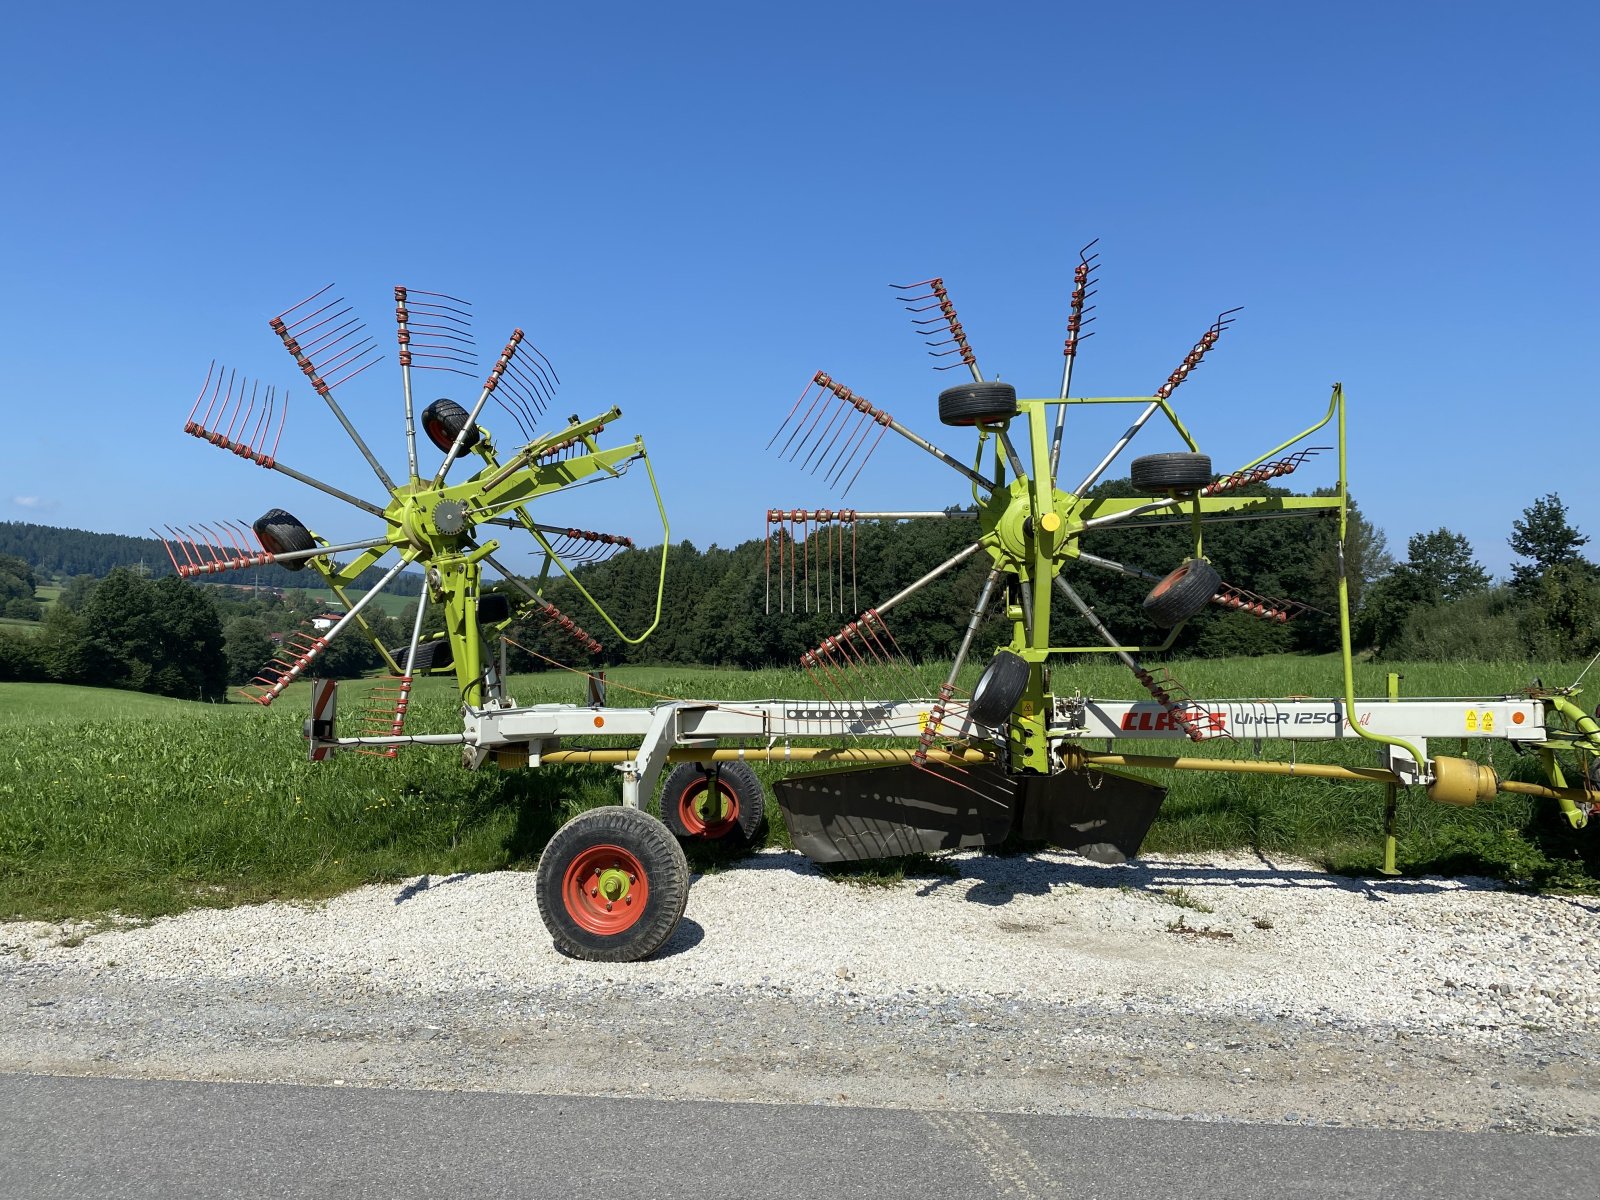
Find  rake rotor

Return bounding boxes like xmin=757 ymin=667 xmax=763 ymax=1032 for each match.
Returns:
xmin=765 ymin=249 xmax=1344 ymax=769
xmin=165 ymin=284 xmax=670 ymax=723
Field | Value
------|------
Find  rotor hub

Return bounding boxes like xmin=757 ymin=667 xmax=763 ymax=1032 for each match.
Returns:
xmin=982 ymin=479 xmax=1077 ymax=573
xmin=432 ymin=498 xmax=469 ymax=536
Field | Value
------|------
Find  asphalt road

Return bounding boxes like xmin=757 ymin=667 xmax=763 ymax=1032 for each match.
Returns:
xmin=3 ymin=1073 xmax=1595 ymax=1199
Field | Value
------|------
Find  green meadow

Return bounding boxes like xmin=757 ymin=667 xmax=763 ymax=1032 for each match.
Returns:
xmin=2 ymin=655 xmax=1596 ymax=922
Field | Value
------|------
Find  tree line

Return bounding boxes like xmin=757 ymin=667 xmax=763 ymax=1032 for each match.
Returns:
xmin=0 ymin=521 xmax=423 ymax=595
xmin=0 ymin=488 xmax=1592 ymax=702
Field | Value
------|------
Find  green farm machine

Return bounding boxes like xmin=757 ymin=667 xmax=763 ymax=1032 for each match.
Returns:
xmin=164 ymin=260 xmax=1599 ymax=961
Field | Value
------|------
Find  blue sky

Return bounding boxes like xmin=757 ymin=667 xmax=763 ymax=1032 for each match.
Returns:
xmin=2 ymin=1 xmax=1594 ymax=579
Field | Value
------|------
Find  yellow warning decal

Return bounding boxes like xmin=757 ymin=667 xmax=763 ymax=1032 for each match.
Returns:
xmin=1482 ymin=710 xmax=1495 ymax=732
xmin=1466 ymin=710 xmax=1479 ymax=733
xmin=1021 ymin=701 xmax=1035 ymax=718
xmin=1465 ymin=709 xmax=1496 ymax=733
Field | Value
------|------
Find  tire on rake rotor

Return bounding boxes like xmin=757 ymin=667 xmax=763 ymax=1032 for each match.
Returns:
xmin=535 ymin=806 xmax=689 ymax=962
xmin=969 ymin=650 xmax=1032 ymax=727
xmin=659 ymin=761 xmax=768 ymax=848
xmin=420 ymin=397 xmax=480 ymax=454
xmin=1130 ymin=452 xmax=1212 ymax=494
xmin=938 ymin=381 xmax=1018 ymax=427
xmin=1142 ymin=558 xmax=1222 ymax=628
xmin=252 ymin=508 xmax=315 ymax=570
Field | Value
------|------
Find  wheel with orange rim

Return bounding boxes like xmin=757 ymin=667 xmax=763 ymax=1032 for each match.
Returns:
xmin=535 ymin=806 xmax=689 ymax=961
xmin=659 ymin=761 xmax=767 ymax=848
xmin=1142 ymin=558 xmax=1221 ymax=628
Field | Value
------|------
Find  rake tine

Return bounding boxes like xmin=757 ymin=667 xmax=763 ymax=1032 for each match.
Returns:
xmin=247 ymin=386 xmax=274 ymax=456
xmin=197 ymin=364 xmax=229 ymax=432
xmin=163 ymin=525 xmax=200 ymax=573
xmin=184 ymin=361 xmax=217 ymax=432
xmin=769 ymin=378 xmax=823 ymax=453
xmin=151 ymin=529 xmax=185 ymax=576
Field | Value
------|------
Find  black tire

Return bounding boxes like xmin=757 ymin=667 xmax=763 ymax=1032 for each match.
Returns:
xmin=535 ymin=806 xmax=689 ymax=962
xmin=420 ymin=398 xmax=479 ymax=454
xmin=1130 ymin=452 xmax=1212 ymax=494
xmin=659 ymin=761 xmax=768 ymax=848
xmin=1142 ymin=558 xmax=1222 ymax=628
xmin=969 ymin=650 xmax=1031 ymax=727
xmin=388 ymin=638 xmax=453 ymax=674
xmin=252 ymin=508 xmax=315 ymax=571
xmin=938 ymin=381 xmax=1018 ymax=427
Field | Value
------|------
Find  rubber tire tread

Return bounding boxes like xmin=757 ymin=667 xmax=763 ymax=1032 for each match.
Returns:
xmin=252 ymin=508 xmax=315 ymax=571
xmin=535 ymin=806 xmax=689 ymax=962
xmin=659 ymin=761 xmax=768 ymax=848
xmin=386 ymin=638 xmax=451 ymax=674
xmin=420 ymin=398 xmax=480 ymax=454
xmin=1130 ymin=452 xmax=1212 ymax=493
xmin=938 ymin=382 xmax=1018 ymax=427
xmin=968 ymin=650 xmax=1031 ymax=727
xmin=1142 ymin=558 xmax=1222 ymax=628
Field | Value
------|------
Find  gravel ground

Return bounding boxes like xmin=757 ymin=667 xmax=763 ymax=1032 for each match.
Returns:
xmin=3 ymin=849 xmax=1598 ymax=1134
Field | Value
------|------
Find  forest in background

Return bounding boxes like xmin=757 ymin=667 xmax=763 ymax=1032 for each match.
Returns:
xmin=0 ymin=486 xmax=1595 ymax=702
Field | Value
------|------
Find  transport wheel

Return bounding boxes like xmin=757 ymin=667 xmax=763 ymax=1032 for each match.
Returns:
xmin=1142 ymin=558 xmax=1221 ymax=628
xmin=420 ymin=397 xmax=479 ymax=454
xmin=252 ymin=508 xmax=315 ymax=570
xmin=938 ymin=381 xmax=1018 ymax=427
xmin=535 ymin=806 xmax=689 ymax=962
xmin=1130 ymin=452 xmax=1212 ymax=494
xmin=969 ymin=650 xmax=1031 ymax=727
xmin=660 ymin=761 xmax=768 ymax=848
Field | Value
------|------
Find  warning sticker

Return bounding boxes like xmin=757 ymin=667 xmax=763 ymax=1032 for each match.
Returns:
xmin=1465 ymin=709 xmax=1497 ymax=733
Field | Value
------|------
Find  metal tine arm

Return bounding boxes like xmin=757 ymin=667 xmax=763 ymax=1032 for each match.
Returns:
xmin=434 ymin=328 xmax=523 ymax=486
xmin=478 ymin=551 xmax=604 ymax=655
xmin=1075 ymin=549 xmax=1313 ymax=622
xmin=1051 ymin=575 xmax=1210 ymax=742
xmin=1072 ymin=308 xmax=1240 ymax=498
xmin=875 ymin=540 xmax=987 ymax=617
xmin=242 ymin=558 xmax=412 ymax=706
xmin=914 ymin=567 xmax=1004 ymax=762
xmin=1050 ymin=239 xmax=1099 ymax=479
xmin=782 ymin=372 xmax=997 ymax=495
xmin=891 ymin=276 xmax=981 ymax=382
xmin=270 ymin=284 xmax=395 ymax=492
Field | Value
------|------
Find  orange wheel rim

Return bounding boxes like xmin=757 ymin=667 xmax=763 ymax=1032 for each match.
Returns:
xmin=1150 ymin=565 xmax=1187 ymax=599
xmin=561 ymin=844 xmax=649 ymax=935
xmin=677 ymin=779 xmax=739 ymax=838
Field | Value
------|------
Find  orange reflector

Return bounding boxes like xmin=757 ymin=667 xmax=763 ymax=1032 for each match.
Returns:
xmin=593 ymin=716 xmax=605 ymax=728
xmin=1512 ymin=711 xmax=1525 ymax=725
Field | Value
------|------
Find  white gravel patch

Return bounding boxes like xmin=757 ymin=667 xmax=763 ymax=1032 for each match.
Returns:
xmin=6 ymin=849 xmax=1596 ymax=1037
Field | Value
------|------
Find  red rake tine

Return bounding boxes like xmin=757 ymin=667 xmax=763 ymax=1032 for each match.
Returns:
xmin=163 ymin=526 xmax=201 ymax=576
xmin=194 ymin=365 xmax=230 ymax=435
xmin=768 ymin=377 xmax=823 ymax=452
xmin=151 ymin=529 xmax=186 ymax=577
xmin=774 ymin=378 xmax=831 ymax=458
xmin=206 ymin=371 xmax=238 ymax=445
xmin=839 ymin=422 xmax=892 ymax=498
xmin=185 ymin=361 xmax=218 ymax=433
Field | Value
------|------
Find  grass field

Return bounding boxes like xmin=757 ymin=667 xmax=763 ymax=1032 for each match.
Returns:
xmin=1 ymin=655 xmax=1596 ymax=922
xmin=294 ymin=585 xmax=417 ymax=618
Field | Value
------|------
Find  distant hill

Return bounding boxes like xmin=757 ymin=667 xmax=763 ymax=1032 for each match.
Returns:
xmin=0 ymin=520 xmax=422 ymax=594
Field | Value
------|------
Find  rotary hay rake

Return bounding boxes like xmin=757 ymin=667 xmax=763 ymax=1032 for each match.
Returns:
xmin=166 ymin=261 xmax=1599 ymax=963
xmin=162 ymin=284 xmax=667 ymax=735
